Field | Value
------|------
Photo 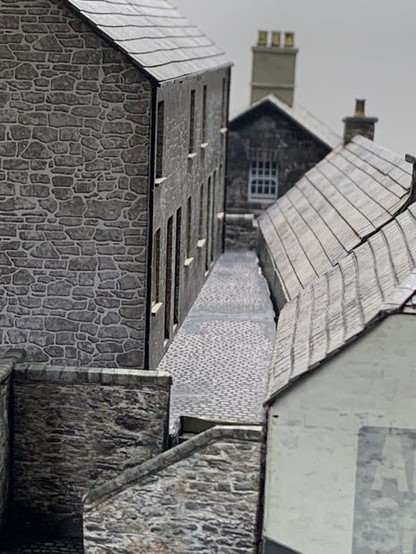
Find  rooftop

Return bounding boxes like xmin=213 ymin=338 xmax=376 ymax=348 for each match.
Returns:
xmin=65 ymin=0 xmax=230 ymax=82
xmin=259 ymin=135 xmax=413 ymax=306
xmin=266 ymin=202 xmax=416 ymax=405
xmin=230 ymin=94 xmax=342 ymax=150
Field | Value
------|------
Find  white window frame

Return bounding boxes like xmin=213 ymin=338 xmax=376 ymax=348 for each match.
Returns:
xmin=248 ymin=152 xmax=278 ymax=202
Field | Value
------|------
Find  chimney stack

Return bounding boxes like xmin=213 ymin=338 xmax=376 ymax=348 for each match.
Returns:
xmin=250 ymin=30 xmax=298 ymax=107
xmin=343 ymin=99 xmax=378 ymax=145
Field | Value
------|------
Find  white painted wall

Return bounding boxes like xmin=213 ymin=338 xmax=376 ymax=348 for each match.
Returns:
xmin=264 ymin=314 xmax=416 ymax=554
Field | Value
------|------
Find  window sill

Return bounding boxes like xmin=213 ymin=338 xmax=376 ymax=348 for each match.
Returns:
xmin=151 ymin=302 xmax=163 ymax=316
xmin=200 ymin=142 xmax=209 ymax=149
xmin=188 ymin=152 xmax=197 ymax=160
xmin=220 ymin=127 xmax=228 ymax=135
xmin=217 ymin=211 xmax=225 ymax=220
xmin=197 ymin=239 xmax=206 ymax=249
xmin=184 ymin=257 xmax=194 ymax=267
xmin=155 ymin=177 xmax=166 ymax=187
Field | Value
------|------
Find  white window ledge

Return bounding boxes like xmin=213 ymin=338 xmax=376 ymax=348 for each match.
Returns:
xmin=155 ymin=177 xmax=167 ymax=187
xmin=151 ymin=302 xmax=163 ymax=316
xmin=220 ymin=127 xmax=228 ymax=134
xmin=217 ymin=212 xmax=225 ymax=220
xmin=200 ymin=142 xmax=209 ymax=149
xmin=197 ymin=239 xmax=206 ymax=248
xmin=188 ymin=152 xmax=197 ymax=160
xmin=184 ymin=257 xmax=194 ymax=267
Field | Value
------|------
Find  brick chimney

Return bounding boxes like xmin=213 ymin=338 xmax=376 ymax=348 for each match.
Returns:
xmin=343 ymin=99 xmax=378 ymax=145
xmin=250 ymin=30 xmax=298 ymax=107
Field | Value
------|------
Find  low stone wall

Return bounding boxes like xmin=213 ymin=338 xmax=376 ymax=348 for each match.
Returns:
xmin=225 ymin=213 xmax=258 ymax=250
xmin=0 ymin=351 xmax=24 ymax=533
xmin=11 ymin=363 xmax=171 ymax=536
xmin=84 ymin=425 xmax=263 ymax=554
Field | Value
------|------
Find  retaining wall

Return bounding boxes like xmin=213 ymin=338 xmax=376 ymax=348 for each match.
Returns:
xmin=84 ymin=426 xmax=263 ymax=553
xmin=11 ymin=363 xmax=171 ymax=536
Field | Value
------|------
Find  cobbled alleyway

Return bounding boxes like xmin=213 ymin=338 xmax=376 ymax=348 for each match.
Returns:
xmin=158 ymin=250 xmax=276 ymax=427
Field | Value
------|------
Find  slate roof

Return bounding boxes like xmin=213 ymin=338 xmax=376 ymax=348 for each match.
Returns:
xmin=259 ymin=135 xmax=413 ymax=306
xmin=265 ymin=203 xmax=416 ymax=405
xmin=231 ymin=94 xmax=342 ymax=150
xmin=65 ymin=0 xmax=229 ymax=82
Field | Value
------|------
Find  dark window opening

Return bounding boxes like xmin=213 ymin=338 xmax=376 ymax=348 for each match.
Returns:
xmin=189 ymin=89 xmax=196 ymax=154
xmin=174 ymin=207 xmax=182 ymax=325
xmin=164 ymin=216 xmax=173 ymax=339
xmin=156 ymin=101 xmax=164 ymax=179
xmin=206 ymin=176 xmax=212 ymax=271
xmin=199 ymin=183 xmax=204 ymax=239
xmin=152 ymin=228 xmax=160 ymax=304
xmin=186 ymin=196 xmax=192 ymax=258
xmin=202 ymin=85 xmax=207 ymax=144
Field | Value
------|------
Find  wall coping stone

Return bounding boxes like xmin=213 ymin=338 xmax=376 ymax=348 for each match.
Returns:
xmin=0 ymin=350 xmax=26 ymax=385
xmin=14 ymin=363 xmax=172 ymax=388
xmin=84 ymin=425 xmax=263 ymax=508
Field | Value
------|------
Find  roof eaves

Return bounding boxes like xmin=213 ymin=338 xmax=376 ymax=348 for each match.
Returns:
xmin=264 ymin=268 xmax=416 ymax=408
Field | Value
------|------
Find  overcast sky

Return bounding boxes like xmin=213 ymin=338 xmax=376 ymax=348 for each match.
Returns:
xmin=173 ymin=0 xmax=416 ymax=156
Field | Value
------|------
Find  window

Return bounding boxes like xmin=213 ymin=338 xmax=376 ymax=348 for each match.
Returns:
xmin=189 ymin=89 xmax=196 ymax=153
xmin=165 ymin=216 xmax=173 ymax=339
xmin=186 ymin=196 xmax=192 ymax=258
xmin=156 ymin=101 xmax=164 ymax=179
xmin=202 ymin=85 xmax=207 ymax=144
xmin=221 ymin=78 xmax=227 ymax=128
xmin=152 ymin=228 xmax=160 ymax=304
xmin=206 ymin=176 xmax=212 ymax=271
xmin=248 ymin=153 xmax=278 ymax=201
xmin=199 ymin=183 xmax=204 ymax=238
xmin=174 ymin=207 xmax=182 ymax=325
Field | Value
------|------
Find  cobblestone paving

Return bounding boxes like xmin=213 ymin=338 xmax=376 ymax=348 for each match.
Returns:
xmin=158 ymin=251 xmax=276 ymax=426
xmin=0 ymin=539 xmax=83 ymax=554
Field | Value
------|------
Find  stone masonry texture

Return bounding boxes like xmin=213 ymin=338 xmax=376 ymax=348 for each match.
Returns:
xmin=83 ymin=426 xmax=263 ymax=554
xmin=10 ymin=363 xmax=171 ymax=536
xmin=0 ymin=0 xmax=151 ymax=367
xmin=225 ymin=213 xmax=258 ymax=250
xmin=226 ymin=100 xmax=331 ymax=215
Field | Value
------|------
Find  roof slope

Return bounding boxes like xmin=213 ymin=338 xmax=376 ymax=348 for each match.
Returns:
xmin=231 ymin=94 xmax=342 ymax=150
xmin=259 ymin=135 xmax=412 ymax=305
xmin=65 ymin=0 xmax=229 ymax=82
xmin=266 ymin=203 xmax=416 ymax=405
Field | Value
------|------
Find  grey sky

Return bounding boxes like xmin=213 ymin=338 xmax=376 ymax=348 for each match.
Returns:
xmin=173 ymin=0 xmax=416 ymax=155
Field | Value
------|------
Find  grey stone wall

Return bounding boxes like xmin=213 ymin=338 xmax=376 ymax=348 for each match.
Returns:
xmin=11 ymin=363 xmax=171 ymax=536
xmin=225 ymin=213 xmax=258 ymax=250
xmin=0 ymin=0 xmax=151 ymax=367
xmin=149 ymin=69 xmax=230 ymax=368
xmin=226 ymin=101 xmax=331 ymax=216
xmin=84 ymin=426 xmax=263 ymax=554
xmin=0 ymin=350 xmax=24 ymax=533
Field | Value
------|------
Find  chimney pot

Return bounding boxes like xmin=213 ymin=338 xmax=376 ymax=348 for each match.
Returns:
xmin=343 ymin=98 xmax=378 ymax=145
xmin=284 ymin=32 xmax=295 ymax=48
xmin=257 ymin=30 xmax=268 ymax=47
xmin=271 ymin=31 xmax=281 ymax=48
xmin=355 ymin=99 xmax=366 ymax=117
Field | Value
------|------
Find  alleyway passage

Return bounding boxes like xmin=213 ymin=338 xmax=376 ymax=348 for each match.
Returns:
xmin=158 ymin=251 xmax=276 ymax=427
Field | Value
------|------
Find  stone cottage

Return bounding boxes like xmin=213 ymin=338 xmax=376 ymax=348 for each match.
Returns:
xmin=258 ymin=135 xmax=413 ymax=310
xmin=262 ymin=202 xmax=416 ymax=554
xmin=225 ymin=31 xmax=341 ymax=249
xmin=0 ymin=0 xmax=231 ymax=370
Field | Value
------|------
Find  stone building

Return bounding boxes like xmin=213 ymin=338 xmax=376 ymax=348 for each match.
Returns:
xmin=0 ymin=0 xmax=231 ymax=370
xmin=262 ymin=203 xmax=416 ymax=553
xmin=258 ymin=135 xmax=413 ymax=311
xmin=225 ymin=31 xmax=341 ymax=249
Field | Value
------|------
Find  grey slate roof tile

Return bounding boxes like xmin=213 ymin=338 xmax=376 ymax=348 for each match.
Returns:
xmin=266 ymin=203 xmax=416 ymax=404
xmin=231 ymin=94 xmax=342 ymax=149
xmin=65 ymin=0 xmax=230 ymax=82
xmin=259 ymin=135 xmax=413 ymax=306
